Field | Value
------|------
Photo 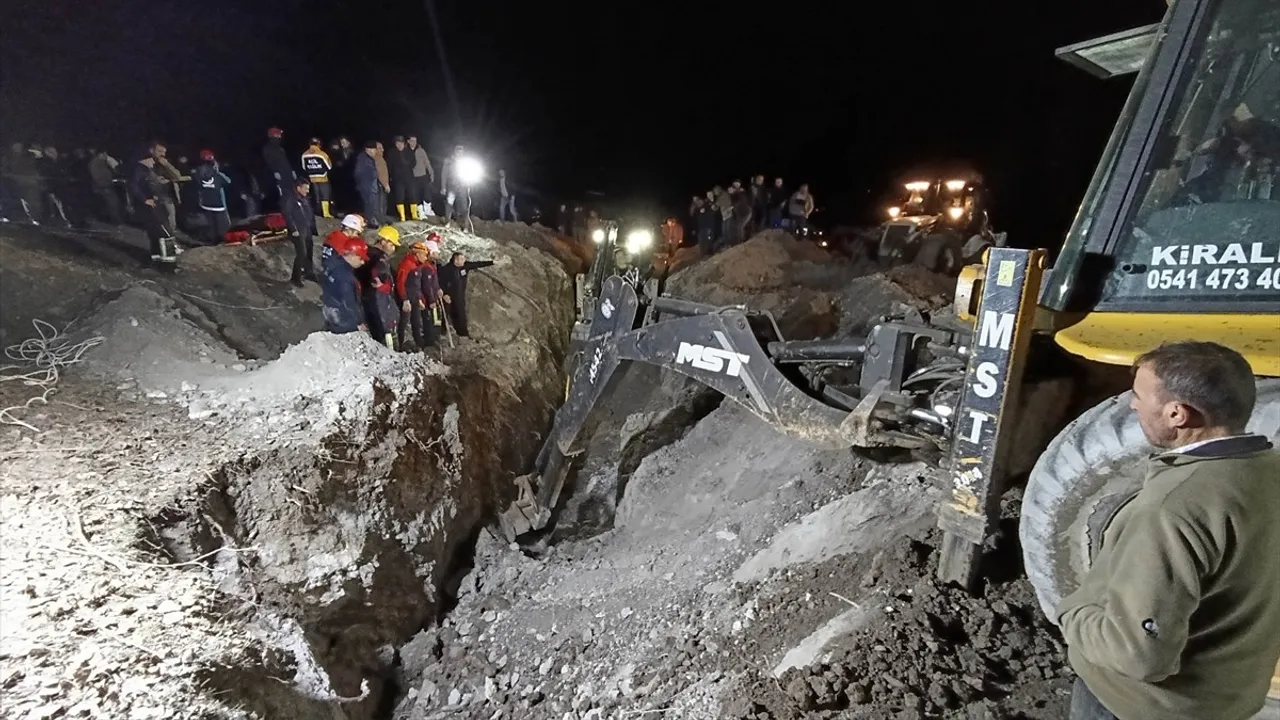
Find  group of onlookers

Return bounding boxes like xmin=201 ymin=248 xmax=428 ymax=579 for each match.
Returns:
xmin=688 ymin=176 xmax=815 ymax=256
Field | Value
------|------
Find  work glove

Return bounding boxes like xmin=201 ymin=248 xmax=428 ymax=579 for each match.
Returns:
xmin=402 ymin=301 xmax=411 ymax=312
xmin=443 ymin=294 xmax=451 ymax=304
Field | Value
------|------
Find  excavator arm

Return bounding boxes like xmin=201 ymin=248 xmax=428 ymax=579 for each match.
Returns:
xmin=498 ymin=273 xmax=969 ymax=540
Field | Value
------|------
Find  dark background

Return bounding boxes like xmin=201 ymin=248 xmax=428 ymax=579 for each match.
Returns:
xmin=0 ymin=0 xmax=1167 ymax=244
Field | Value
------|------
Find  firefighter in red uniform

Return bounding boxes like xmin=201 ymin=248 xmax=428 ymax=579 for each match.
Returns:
xmin=395 ymin=233 xmax=443 ymax=351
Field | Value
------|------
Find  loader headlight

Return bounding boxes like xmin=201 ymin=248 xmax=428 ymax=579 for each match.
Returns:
xmin=944 ymin=179 xmax=966 ymax=192
xmin=888 ymin=206 xmax=901 ymax=219
xmin=592 ymin=228 xmax=605 ymax=244
xmin=625 ymin=229 xmax=652 ymax=255
xmin=947 ymin=206 xmax=964 ymax=221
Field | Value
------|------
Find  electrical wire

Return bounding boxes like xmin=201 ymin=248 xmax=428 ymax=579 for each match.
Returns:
xmin=0 ymin=319 xmax=104 ymax=432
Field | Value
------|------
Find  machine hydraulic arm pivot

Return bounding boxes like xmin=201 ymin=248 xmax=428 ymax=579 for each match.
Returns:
xmin=498 ymin=274 xmax=966 ymax=541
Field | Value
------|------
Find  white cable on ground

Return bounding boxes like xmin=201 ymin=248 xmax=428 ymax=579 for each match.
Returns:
xmin=0 ymin=319 xmax=104 ymax=432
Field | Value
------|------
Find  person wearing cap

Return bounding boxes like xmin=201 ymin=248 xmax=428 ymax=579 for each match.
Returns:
xmin=356 ymin=226 xmax=402 ymax=348
xmin=262 ymin=127 xmax=295 ymax=210
xmin=191 ymin=150 xmax=232 ymax=246
xmin=395 ymin=236 xmax=442 ymax=351
xmin=388 ymin=136 xmax=415 ymax=223
xmin=283 ymin=176 xmax=318 ymax=286
xmin=320 ymin=233 xmax=368 ymax=335
xmin=325 ymin=213 xmax=366 ymax=254
xmin=438 ymin=249 xmax=506 ymax=339
xmin=128 ymin=150 xmax=179 ymax=269
xmin=353 ymin=142 xmax=381 ymax=229
xmin=301 ymin=138 xmax=334 ymax=219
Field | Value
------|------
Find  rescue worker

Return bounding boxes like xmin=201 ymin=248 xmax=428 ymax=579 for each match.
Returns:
xmin=191 ymin=150 xmax=232 ymax=246
xmin=388 ymin=136 xmax=415 ymax=223
xmin=356 ymin=226 xmax=402 ymax=348
xmin=438 ymin=251 xmax=495 ymax=339
xmin=301 ymin=138 xmax=334 ymax=218
xmin=283 ymin=177 xmax=318 ymax=286
xmin=1058 ymin=341 xmax=1280 ymax=720
xmin=353 ymin=142 xmax=381 ymax=229
xmin=320 ymin=234 xmax=368 ymax=334
xmin=128 ymin=151 xmax=178 ymax=270
xmin=262 ymin=127 xmax=296 ymax=208
xmin=407 ymin=136 xmax=434 ymax=219
xmin=788 ymin=183 xmax=815 ymax=233
xmin=395 ymin=236 xmax=443 ymax=351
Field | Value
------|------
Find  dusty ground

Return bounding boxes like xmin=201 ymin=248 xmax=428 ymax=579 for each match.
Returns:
xmin=2 ymin=220 xmax=1073 ymax=720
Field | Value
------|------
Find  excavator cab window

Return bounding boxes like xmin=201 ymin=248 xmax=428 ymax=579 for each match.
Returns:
xmin=1045 ymin=0 xmax=1280 ymax=313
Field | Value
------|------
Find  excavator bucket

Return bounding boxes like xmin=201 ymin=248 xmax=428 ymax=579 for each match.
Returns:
xmin=497 ymin=474 xmax=548 ymax=542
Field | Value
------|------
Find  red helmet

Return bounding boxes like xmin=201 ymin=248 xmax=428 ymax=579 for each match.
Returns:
xmin=199 ymin=149 xmax=215 ymax=162
xmin=267 ymin=127 xmax=283 ymax=139
xmin=344 ymin=237 xmax=369 ymax=261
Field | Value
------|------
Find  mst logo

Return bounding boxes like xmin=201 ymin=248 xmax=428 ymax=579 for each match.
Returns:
xmin=676 ymin=342 xmax=750 ymax=377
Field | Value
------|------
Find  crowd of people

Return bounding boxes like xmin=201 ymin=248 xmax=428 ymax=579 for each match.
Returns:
xmin=0 ymin=128 xmax=522 ymax=271
xmin=687 ymin=176 xmax=815 ymax=256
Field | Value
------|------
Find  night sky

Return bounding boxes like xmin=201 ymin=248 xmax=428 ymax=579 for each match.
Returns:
xmin=1 ymin=0 xmax=1168 ymax=242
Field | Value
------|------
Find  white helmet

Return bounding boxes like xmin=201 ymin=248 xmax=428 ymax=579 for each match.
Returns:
xmin=340 ymin=214 xmax=366 ymax=231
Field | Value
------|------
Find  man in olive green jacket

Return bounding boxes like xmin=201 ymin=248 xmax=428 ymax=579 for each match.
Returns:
xmin=1058 ymin=341 xmax=1280 ymax=720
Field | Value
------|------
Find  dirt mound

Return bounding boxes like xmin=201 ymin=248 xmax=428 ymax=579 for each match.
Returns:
xmin=728 ymin=501 xmax=1070 ymax=720
xmin=393 ymin=218 xmax=589 ymax=276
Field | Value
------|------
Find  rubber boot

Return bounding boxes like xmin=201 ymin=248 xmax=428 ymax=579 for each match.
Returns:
xmin=321 ymin=200 xmax=332 ymax=218
xmin=410 ymin=203 xmax=420 ymax=220
xmin=397 ymin=204 xmax=407 ymax=222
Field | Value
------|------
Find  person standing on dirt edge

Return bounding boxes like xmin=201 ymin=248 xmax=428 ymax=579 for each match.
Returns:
xmin=1057 ymin=341 xmax=1280 ymax=720
xmin=301 ymin=138 xmax=334 ymax=218
xmin=439 ymin=251 xmax=505 ymax=339
xmin=388 ymin=136 xmax=415 ymax=223
xmin=283 ymin=177 xmax=318 ymax=287
xmin=192 ymin=150 xmax=232 ymax=246
xmin=262 ymin=127 xmax=295 ymax=210
xmin=407 ymin=135 xmax=433 ymax=219
xmin=788 ymin=183 xmax=814 ymax=234
xmin=395 ymin=237 xmax=442 ymax=351
xmin=320 ymin=234 xmax=368 ymax=334
xmin=357 ymin=226 xmax=402 ymax=348
xmin=353 ymin=142 xmax=381 ymax=229
xmin=128 ymin=151 xmax=178 ymax=270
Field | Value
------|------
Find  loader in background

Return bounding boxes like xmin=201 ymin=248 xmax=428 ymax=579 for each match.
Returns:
xmin=502 ymin=0 xmax=1280 ymax=709
xmin=876 ymin=173 xmax=1007 ymax=275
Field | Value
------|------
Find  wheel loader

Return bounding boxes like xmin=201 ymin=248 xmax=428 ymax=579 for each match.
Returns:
xmin=501 ymin=0 xmax=1280 ymax=709
xmin=876 ymin=174 xmax=1008 ymax=275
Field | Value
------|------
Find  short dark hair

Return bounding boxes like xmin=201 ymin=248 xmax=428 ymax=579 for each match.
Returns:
xmin=1134 ymin=341 xmax=1256 ymax=431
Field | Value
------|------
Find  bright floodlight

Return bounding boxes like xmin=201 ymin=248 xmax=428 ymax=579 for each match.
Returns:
xmin=904 ymin=181 xmax=931 ymax=192
xmin=947 ymin=206 xmax=965 ymax=220
xmin=944 ymin=179 xmax=966 ymax=192
xmin=887 ymin=206 xmax=902 ymax=219
xmin=625 ymin=229 xmax=652 ymax=255
xmin=456 ymin=156 xmax=483 ymax=186
xmin=591 ymin=228 xmax=605 ymax=244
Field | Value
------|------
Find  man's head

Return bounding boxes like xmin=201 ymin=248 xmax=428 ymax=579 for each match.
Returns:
xmin=150 ymin=142 xmax=167 ymax=160
xmin=342 ymin=237 xmax=368 ymax=268
xmin=267 ymin=127 xmax=283 ymax=141
xmin=774 ymin=177 xmax=783 ymax=188
xmin=799 ymin=183 xmax=810 ymax=194
xmin=339 ymin=136 xmax=352 ymax=148
xmin=498 ymin=169 xmax=506 ymax=178
xmin=375 ymin=225 xmax=401 ymax=252
xmin=453 ymin=144 xmax=464 ymax=157
xmin=1130 ymin=341 xmax=1256 ymax=448
xmin=394 ymin=136 xmax=406 ymax=150
xmin=364 ymin=140 xmax=377 ymax=156
xmin=731 ymin=179 xmax=742 ymax=190
xmin=340 ymin=214 xmax=366 ymax=235
xmin=309 ymin=137 xmax=322 ymax=148
xmin=200 ymin=149 xmax=216 ymax=164
xmin=295 ymin=177 xmax=311 ymax=196
xmin=375 ymin=141 xmax=384 ymax=153
xmin=754 ymin=174 xmax=764 ymax=185
xmin=451 ymin=251 xmax=466 ymax=266
xmin=407 ymin=136 xmax=419 ymax=148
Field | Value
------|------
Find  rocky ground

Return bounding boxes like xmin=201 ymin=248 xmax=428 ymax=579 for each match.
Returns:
xmin=1 ymin=218 xmax=1073 ymax=720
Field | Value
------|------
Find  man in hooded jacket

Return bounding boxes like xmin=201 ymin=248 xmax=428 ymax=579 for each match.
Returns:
xmin=192 ymin=150 xmax=232 ymax=245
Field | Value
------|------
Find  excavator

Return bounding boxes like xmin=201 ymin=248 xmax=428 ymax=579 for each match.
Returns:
xmin=876 ymin=173 xmax=1007 ymax=275
xmin=500 ymin=0 xmax=1280 ymax=709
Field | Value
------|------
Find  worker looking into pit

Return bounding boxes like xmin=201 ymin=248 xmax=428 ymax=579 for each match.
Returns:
xmin=358 ymin=225 xmax=402 ymax=349
xmin=395 ymin=236 xmax=442 ymax=351
xmin=438 ymin=251 xmax=502 ymax=339
xmin=283 ymin=177 xmax=317 ymax=287
xmin=1057 ymin=341 xmax=1280 ymax=720
xmin=319 ymin=234 xmax=368 ymax=335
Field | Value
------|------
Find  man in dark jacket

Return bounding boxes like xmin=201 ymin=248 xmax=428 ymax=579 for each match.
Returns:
xmin=192 ymin=150 xmax=232 ymax=245
xmin=356 ymin=226 xmax=402 ymax=348
xmin=262 ymin=127 xmax=295 ymax=209
xmin=407 ymin=135 xmax=434 ymax=219
xmin=320 ymin=234 xmax=368 ymax=334
xmin=395 ymin=236 xmax=442 ymax=351
xmin=283 ymin=177 xmax=318 ymax=286
xmin=128 ymin=153 xmax=178 ymax=270
xmin=438 ymin=251 xmax=501 ymax=338
xmin=748 ymin=175 xmax=768 ymax=236
xmin=353 ymin=142 xmax=381 ymax=229
xmin=1058 ymin=341 xmax=1280 ymax=720
xmin=87 ymin=149 xmax=123 ymax=224
xmin=768 ymin=178 xmax=787 ymax=229
xmin=388 ymin=136 xmax=415 ymax=223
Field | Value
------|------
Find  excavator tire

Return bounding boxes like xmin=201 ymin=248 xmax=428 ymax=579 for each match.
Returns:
xmin=914 ymin=232 xmax=965 ymax=275
xmin=1020 ymin=379 xmax=1280 ymax=710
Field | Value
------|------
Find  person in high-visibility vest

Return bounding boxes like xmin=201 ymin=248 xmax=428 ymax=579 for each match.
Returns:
xmin=301 ymin=138 xmax=334 ymax=218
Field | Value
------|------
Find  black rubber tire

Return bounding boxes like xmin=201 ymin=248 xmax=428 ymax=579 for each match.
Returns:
xmin=914 ymin=232 xmax=964 ymax=275
xmin=1020 ymin=379 xmax=1280 ymax=622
